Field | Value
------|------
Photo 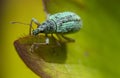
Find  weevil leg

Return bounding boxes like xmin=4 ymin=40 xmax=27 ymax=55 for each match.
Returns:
xmin=30 ymin=42 xmax=43 ymax=52
xmin=55 ymin=34 xmax=63 ymax=41
xmin=51 ymin=34 xmax=61 ymax=46
xmin=29 ymin=34 xmax=49 ymax=52
xmin=45 ymin=34 xmax=49 ymax=44
xmin=61 ymin=34 xmax=75 ymax=42
xmin=29 ymin=18 xmax=41 ymax=35
xmin=30 ymin=41 xmax=49 ymax=52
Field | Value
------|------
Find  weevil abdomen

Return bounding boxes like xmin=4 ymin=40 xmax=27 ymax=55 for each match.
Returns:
xmin=48 ymin=12 xmax=82 ymax=33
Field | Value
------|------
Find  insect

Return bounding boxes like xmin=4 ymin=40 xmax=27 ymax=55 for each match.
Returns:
xmin=12 ymin=12 xmax=82 ymax=44
xmin=30 ymin=12 xmax=82 ymax=44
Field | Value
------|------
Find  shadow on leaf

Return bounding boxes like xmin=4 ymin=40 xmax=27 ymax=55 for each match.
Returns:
xmin=14 ymin=35 xmax=68 ymax=78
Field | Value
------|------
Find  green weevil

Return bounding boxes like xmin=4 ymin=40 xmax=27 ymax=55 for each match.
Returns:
xmin=12 ymin=12 xmax=82 ymax=44
xmin=30 ymin=12 xmax=82 ymax=44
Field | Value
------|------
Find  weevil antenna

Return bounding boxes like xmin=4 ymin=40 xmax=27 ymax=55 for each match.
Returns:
xmin=11 ymin=21 xmax=29 ymax=25
xmin=10 ymin=21 xmax=34 ymax=30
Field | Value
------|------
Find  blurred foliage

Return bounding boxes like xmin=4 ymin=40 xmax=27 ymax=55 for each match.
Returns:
xmin=1 ymin=0 xmax=120 ymax=78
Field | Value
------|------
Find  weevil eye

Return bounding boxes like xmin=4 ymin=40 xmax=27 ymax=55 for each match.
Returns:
xmin=32 ymin=29 xmax=39 ymax=35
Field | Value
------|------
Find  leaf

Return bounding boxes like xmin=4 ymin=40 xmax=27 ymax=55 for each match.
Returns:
xmin=42 ymin=0 xmax=85 ymax=14
xmin=41 ymin=0 xmax=120 ymax=78
xmin=14 ymin=0 xmax=120 ymax=78
xmin=14 ymin=35 xmax=69 ymax=78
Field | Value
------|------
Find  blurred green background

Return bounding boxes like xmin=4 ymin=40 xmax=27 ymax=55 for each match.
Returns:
xmin=1 ymin=0 xmax=120 ymax=78
xmin=1 ymin=0 xmax=44 ymax=78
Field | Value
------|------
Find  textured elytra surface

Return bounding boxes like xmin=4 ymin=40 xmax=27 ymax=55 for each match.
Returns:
xmin=49 ymin=12 xmax=82 ymax=33
xmin=14 ymin=35 xmax=68 ymax=78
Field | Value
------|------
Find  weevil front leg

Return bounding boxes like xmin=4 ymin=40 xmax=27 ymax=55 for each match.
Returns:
xmin=56 ymin=34 xmax=75 ymax=42
xmin=29 ymin=34 xmax=49 ymax=52
xmin=29 ymin=18 xmax=41 ymax=35
xmin=44 ymin=34 xmax=49 ymax=44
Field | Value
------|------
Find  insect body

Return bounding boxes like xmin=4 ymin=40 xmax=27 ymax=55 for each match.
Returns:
xmin=32 ymin=12 xmax=82 ymax=35
xmin=30 ymin=12 xmax=82 ymax=44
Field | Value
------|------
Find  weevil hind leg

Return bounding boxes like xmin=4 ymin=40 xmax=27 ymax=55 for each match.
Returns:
xmin=55 ymin=34 xmax=63 ymax=41
xmin=61 ymin=34 xmax=75 ymax=42
xmin=51 ymin=34 xmax=61 ymax=46
xmin=55 ymin=34 xmax=75 ymax=42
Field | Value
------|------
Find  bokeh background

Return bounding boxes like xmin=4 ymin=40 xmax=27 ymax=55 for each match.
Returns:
xmin=1 ymin=0 xmax=45 ymax=78
xmin=1 ymin=0 xmax=120 ymax=78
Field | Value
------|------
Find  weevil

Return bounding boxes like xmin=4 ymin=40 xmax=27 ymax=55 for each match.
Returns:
xmin=12 ymin=12 xmax=82 ymax=45
xmin=29 ymin=12 xmax=82 ymax=44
